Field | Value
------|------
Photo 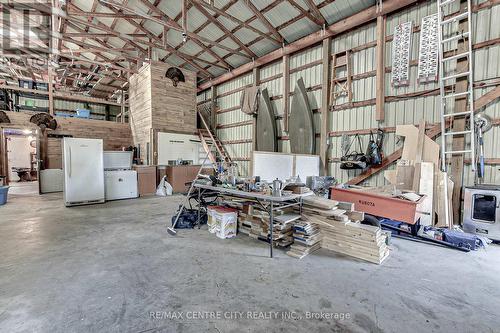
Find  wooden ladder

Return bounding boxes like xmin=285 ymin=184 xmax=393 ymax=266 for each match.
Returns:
xmin=197 ymin=111 xmax=232 ymax=168
xmin=330 ymin=50 xmax=353 ymax=107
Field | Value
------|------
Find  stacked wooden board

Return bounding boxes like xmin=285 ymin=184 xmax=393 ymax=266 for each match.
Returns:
xmin=234 ymin=195 xmax=390 ymax=264
xmin=310 ymin=215 xmax=390 ymax=264
xmin=295 ymin=195 xmax=390 ymax=264
xmin=238 ymin=206 xmax=299 ymax=248
xmin=286 ymin=220 xmax=322 ymax=259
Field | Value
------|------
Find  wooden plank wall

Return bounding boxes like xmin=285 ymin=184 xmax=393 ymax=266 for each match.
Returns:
xmin=150 ymin=61 xmax=197 ymax=134
xmin=129 ymin=61 xmax=197 ymax=164
xmin=0 ymin=111 xmax=132 ymax=170
xmin=128 ymin=64 xmax=153 ymax=163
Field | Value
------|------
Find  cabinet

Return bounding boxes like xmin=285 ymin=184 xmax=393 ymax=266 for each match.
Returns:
xmin=133 ymin=165 xmax=157 ymax=196
xmin=165 ymin=165 xmax=212 ymax=193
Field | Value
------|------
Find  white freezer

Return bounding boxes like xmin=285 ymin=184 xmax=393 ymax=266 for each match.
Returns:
xmin=104 ymin=170 xmax=138 ymax=201
xmin=103 ymin=151 xmax=133 ymax=170
xmin=63 ymin=138 xmax=105 ymax=206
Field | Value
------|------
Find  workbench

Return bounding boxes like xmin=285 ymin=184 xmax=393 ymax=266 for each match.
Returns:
xmin=193 ymin=183 xmax=313 ymax=258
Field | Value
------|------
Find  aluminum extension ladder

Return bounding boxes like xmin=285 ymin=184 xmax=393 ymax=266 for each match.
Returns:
xmin=437 ymin=0 xmax=475 ymax=226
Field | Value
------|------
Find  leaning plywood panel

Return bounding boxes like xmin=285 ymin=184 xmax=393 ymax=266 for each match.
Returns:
xmin=256 ymin=88 xmax=278 ymax=152
xmin=289 ymin=78 xmax=315 ymax=154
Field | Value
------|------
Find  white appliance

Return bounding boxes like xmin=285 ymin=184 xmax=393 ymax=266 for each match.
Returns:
xmin=103 ymin=151 xmax=138 ymax=201
xmin=63 ymin=138 xmax=105 ymax=206
xmin=463 ymin=185 xmax=500 ymax=241
xmin=103 ymin=151 xmax=133 ymax=170
xmin=157 ymin=132 xmax=201 ymax=165
xmin=40 ymin=169 xmax=63 ymax=193
xmin=104 ymin=170 xmax=138 ymax=200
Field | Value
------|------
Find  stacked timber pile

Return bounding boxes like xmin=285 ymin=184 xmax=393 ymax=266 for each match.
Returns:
xmin=310 ymin=215 xmax=390 ymax=264
xmin=295 ymin=195 xmax=390 ymax=264
xmin=238 ymin=205 xmax=299 ymax=248
xmin=286 ymin=220 xmax=322 ymax=259
xmin=237 ymin=211 xmax=253 ymax=236
xmin=258 ymin=211 xmax=299 ymax=248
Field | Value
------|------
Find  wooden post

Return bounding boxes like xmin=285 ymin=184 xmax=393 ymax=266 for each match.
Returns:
xmin=48 ymin=68 xmax=54 ymax=116
xmin=375 ymin=15 xmax=386 ymax=121
xmin=163 ymin=26 xmax=168 ymax=47
xmin=249 ymin=67 xmax=260 ymax=176
xmin=282 ymin=54 xmax=290 ymax=132
xmin=121 ymin=89 xmax=125 ymax=123
xmin=182 ymin=0 xmax=188 ymax=34
xmin=0 ymin=129 xmax=5 ymax=181
xmin=252 ymin=67 xmax=260 ymax=147
xmin=210 ymin=85 xmax=217 ymax=131
xmin=450 ymin=2 xmax=469 ymax=225
xmin=320 ymin=37 xmax=331 ymax=176
xmin=105 ymin=105 xmax=110 ymax=121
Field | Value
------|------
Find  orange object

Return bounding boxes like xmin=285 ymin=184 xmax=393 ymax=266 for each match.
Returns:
xmin=330 ymin=187 xmax=426 ymax=224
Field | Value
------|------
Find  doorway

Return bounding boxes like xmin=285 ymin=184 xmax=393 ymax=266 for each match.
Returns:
xmin=1 ymin=128 xmax=39 ymax=195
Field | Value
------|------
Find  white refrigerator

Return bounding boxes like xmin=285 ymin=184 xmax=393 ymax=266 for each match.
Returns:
xmin=63 ymin=138 xmax=105 ymax=206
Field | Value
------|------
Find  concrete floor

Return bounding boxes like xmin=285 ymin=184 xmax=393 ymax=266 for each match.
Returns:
xmin=1 ymin=183 xmax=500 ymax=333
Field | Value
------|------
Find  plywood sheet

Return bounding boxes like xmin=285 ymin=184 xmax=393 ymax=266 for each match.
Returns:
xmin=396 ymin=124 xmax=439 ymax=167
xmin=418 ymin=162 xmax=434 ymax=226
xmin=289 ymin=78 xmax=315 ymax=154
xmin=252 ymin=151 xmax=320 ymax=182
xmin=252 ymin=151 xmax=293 ymax=182
xmin=295 ymin=155 xmax=320 ymax=180
xmin=256 ymin=88 xmax=278 ymax=152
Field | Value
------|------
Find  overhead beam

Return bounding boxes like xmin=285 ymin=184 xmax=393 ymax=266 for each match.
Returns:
xmin=133 ymin=0 xmax=250 ymax=59
xmin=191 ymin=0 xmax=281 ymax=45
xmin=242 ymin=0 xmax=285 ymax=43
xmin=189 ymin=0 xmax=257 ymax=58
xmin=287 ymin=0 xmax=323 ymax=26
xmin=303 ymin=0 xmax=327 ymax=25
xmin=198 ymin=0 xmax=418 ymax=91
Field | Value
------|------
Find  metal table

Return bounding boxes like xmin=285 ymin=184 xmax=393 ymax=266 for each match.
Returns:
xmin=193 ymin=183 xmax=312 ymax=258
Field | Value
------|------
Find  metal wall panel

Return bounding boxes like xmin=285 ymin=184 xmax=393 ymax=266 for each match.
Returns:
xmin=197 ymin=1 xmax=500 ymax=182
xmin=329 ymin=1 xmax=500 ymax=186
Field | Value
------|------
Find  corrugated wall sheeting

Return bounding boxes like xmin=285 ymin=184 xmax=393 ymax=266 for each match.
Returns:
xmin=290 ymin=45 xmax=323 ymax=155
xmin=259 ymin=61 xmax=286 ymax=152
xmin=16 ymin=96 xmax=116 ymax=120
xmin=329 ymin=1 xmax=500 ymax=186
xmin=328 ymin=21 xmax=381 ymax=185
xmin=215 ymin=72 xmax=254 ymax=175
xmin=197 ymin=0 xmax=499 ymax=183
xmin=196 ymin=89 xmax=212 ymax=103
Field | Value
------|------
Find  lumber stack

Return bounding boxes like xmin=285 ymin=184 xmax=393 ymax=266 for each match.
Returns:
xmin=296 ymin=195 xmax=389 ymax=264
xmin=238 ymin=207 xmax=298 ymax=248
xmin=286 ymin=220 xmax=322 ymax=259
xmin=300 ymin=195 xmax=362 ymax=222
xmin=310 ymin=215 xmax=390 ymax=264
xmin=258 ymin=211 xmax=299 ymax=247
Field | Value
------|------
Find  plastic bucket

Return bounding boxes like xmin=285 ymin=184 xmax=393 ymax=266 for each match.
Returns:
xmin=0 ymin=186 xmax=9 ymax=205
